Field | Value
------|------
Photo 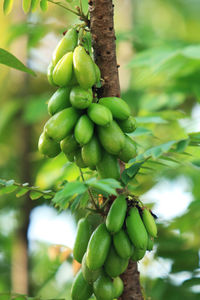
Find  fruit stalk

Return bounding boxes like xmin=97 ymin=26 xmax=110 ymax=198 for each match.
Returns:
xmin=89 ymin=0 xmax=144 ymax=299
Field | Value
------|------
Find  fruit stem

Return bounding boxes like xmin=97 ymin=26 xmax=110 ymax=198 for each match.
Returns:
xmin=79 ymin=168 xmax=100 ymax=212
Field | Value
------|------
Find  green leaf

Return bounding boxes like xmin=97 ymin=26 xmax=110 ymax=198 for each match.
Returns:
xmin=52 ymin=181 xmax=87 ymax=209
xmin=40 ymin=0 xmax=48 ymax=12
xmin=135 ymin=116 xmax=168 ymax=124
xmin=3 ymin=0 xmax=13 ymax=15
xmin=0 ymin=185 xmax=18 ymax=195
xmin=0 ymin=48 xmax=36 ymax=76
xmin=22 ymin=0 xmax=31 ymax=13
xmin=31 ymin=0 xmax=40 ymax=11
xmin=130 ymin=127 xmax=153 ymax=137
xmin=16 ymin=188 xmax=29 ymax=198
xmin=182 ymin=277 xmax=200 ymax=288
xmin=29 ymin=190 xmax=42 ymax=200
xmin=121 ymin=161 xmax=145 ymax=185
xmin=86 ymin=178 xmax=122 ymax=195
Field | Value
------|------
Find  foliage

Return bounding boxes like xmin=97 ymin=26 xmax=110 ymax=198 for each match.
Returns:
xmin=0 ymin=0 xmax=200 ymax=299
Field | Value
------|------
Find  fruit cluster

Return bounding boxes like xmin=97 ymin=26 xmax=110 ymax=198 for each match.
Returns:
xmin=71 ymin=195 xmax=157 ymax=300
xmin=38 ymin=27 xmax=137 ymax=178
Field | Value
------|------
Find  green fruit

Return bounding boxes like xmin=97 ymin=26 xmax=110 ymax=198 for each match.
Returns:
xmin=113 ymin=277 xmax=124 ymax=298
xmin=118 ymin=135 xmax=137 ymax=163
xmin=82 ymin=136 xmax=102 ymax=168
xmin=53 ymin=52 xmax=73 ymax=87
xmin=88 ymin=103 xmax=113 ymax=126
xmin=60 ymin=134 xmax=79 ymax=155
xmin=113 ymin=229 xmax=132 ymax=259
xmin=47 ymin=62 xmax=56 ymax=86
xmin=86 ymin=223 xmax=111 ymax=270
xmin=104 ymin=246 xmax=129 ymax=278
xmin=93 ymin=274 xmax=115 ymax=300
xmin=73 ymin=218 xmax=91 ymax=263
xmin=38 ymin=131 xmax=61 ymax=158
xmin=99 ymin=97 xmax=131 ymax=120
xmin=82 ymin=253 xmax=101 ymax=284
xmin=126 ymin=207 xmax=148 ymax=250
xmin=70 ymin=86 xmax=93 ymax=109
xmin=106 ymin=195 xmax=127 ymax=234
xmin=52 ymin=28 xmax=78 ymax=66
xmin=74 ymin=115 xmax=94 ymax=145
xmin=48 ymin=87 xmax=71 ymax=115
xmin=117 ymin=116 xmax=136 ymax=133
xmin=65 ymin=151 xmax=76 ymax=162
xmin=98 ymin=120 xmax=125 ymax=155
xmin=131 ymin=248 xmax=146 ymax=261
xmin=96 ymin=152 xmax=120 ymax=180
xmin=147 ymin=235 xmax=154 ymax=251
xmin=142 ymin=208 xmax=157 ymax=238
xmin=73 ymin=46 xmax=96 ymax=89
xmin=74 ymin=149 xmax=88 ymax=168
xmin=71 ymin=270 xmax=93 ymax=300
xmin=94 ymin=63 xmax=101 ymax=83
xmin=45 ymin=107 xmax=80 ymax=142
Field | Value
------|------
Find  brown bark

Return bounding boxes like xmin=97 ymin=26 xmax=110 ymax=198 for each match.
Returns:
xmin=89 ymin=0 xmax=144 ymax=299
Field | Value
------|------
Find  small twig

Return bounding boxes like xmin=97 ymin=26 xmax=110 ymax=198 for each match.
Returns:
xmin=47 ymin=0 xmax=80 ymax=16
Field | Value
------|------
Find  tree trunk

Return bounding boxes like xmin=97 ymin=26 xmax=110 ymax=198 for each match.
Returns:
xmin=89 ymin=1 xmax=144 ymax=299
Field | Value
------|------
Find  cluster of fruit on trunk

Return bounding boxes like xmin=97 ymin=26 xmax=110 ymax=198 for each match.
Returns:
xmin=71 ymin=195 xmax=157 ymax=300
xmin=38 ymin=27 xmax=137 ymax=178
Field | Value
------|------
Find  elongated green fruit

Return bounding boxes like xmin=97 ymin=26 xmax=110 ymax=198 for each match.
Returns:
xmin=117 ymin=116 xmax=136 ymax=133
xmin=71 ymin=270 xmax=93 ymax=300
xmin=47 ymin=62 xmax=56 ymax=86
xmin=81 ymin=136 xmax=102 ymax=168
xmin=38 ymin=131 xmax=61 ymax=158
xmin=93 ymin=274 xmax=115 ymax=300
xmin=53 ymin=52 xmax=73 ymax=86
xmin=96 ymin=152 xmax=120 ymax=180
xmin=73 ymin=218 xmax=91 ymax=263
xmin=113 ymin=229 xmax=132 ymax=259
xmin=147 ymin=235 xmax=154 ymax=251
xmin=106 ymin=195 xmax=127 ymax=234
xmin=113 ymin=277 xmax=124 ymax=298
xmin=131 ymin=248 xmax=146 ymax=261
xmin=98 ymin=120 xmax=125 ymax=155
xmin=86 ymin=223 xmax=111 ymax=270
xmin=126 ymin=207 xmax=148 ymax=250
xmin=73 ymin=46 xmax=96 ymax=89
xmin=70 ymin=86 xmax=93 ymax=109
xmin=142 ymin=208 xmax=157 ymax=238
xmin=60 ymin=134 xmax=79 ymax=155
xmin=82 ymin=253 xmax=101 ymax=284
xmin=87 ymin=103 xmax=113 ymax=126
xmin=65 ymin=150 xmax=76 ymax=162
xmin=74 ymin=115 xmax=94 ymax=145
xmin=118 ymin=135 xmax=137 ymax=163
xmin=94 ymin=63 xmax=101 ymax=83
xmin=45 ymin=107 xmax=80 ymax=142
xmin=52 ymin=28 xmax=78 ymax=66
xmin=48 ymin=87 xmax=71 ymax=115
xmin=99 ymin=97 xmax=131 ymax=120
xmin=104 ymin=246 xmax=129 ymax=278
xmin=74 ymin=149 xmax=88 ymax=168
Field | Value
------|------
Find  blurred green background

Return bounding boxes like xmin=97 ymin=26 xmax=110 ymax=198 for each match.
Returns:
xmin=0 ymin=0 xmax=200 ymax=299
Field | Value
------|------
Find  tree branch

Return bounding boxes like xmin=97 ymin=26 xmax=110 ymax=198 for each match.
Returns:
xmin=89 ymin=1 xmax=144 ymax=299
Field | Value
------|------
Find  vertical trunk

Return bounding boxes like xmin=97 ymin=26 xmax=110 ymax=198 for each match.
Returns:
xmin=89 ymin=1 xmax=143 ymax=299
